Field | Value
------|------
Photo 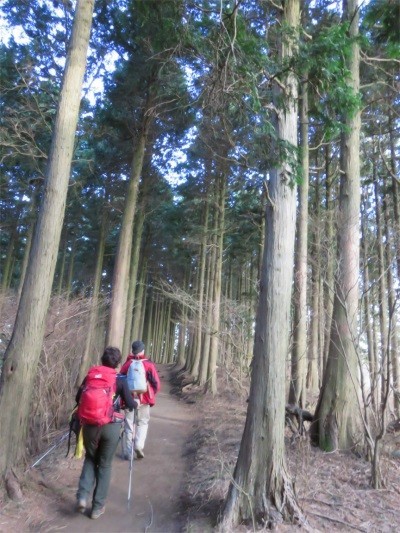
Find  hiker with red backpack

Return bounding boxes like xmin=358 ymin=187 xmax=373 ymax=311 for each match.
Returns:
xmin=120 ymin=340 xmax=160 ymax=460
xmin=75 ymin=346 xmax=139 ymax=520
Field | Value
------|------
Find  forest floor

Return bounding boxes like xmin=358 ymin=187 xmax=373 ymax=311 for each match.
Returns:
xmin=0 ymin=364 xmax=400 ymax=532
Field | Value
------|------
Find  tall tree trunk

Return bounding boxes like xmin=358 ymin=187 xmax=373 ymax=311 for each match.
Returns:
xmin=383 ymin=196 xmax=400 ymax=416
xmin=66 ymin=236 xmax=76 ymax=299
xmin=17 ymin=191 xmax=38 ymax=303
xmin=131 ymin=266 xmax=146 ymax=341
xmin=221 ymin=0 xmax=303 ymax=527
xmin=106 ymin=106 xmax=152 ymax=348
xmin=323 ymin=145 xmax=335 ymax=369
xmin=307 ymin=168 xmax=321 ymax=394
xmin=76 ymin=209 xmax=108 ymax=386
xmin=206 ymin=171 xmax=226 ymax=394
xmin=189 ymin=191 xmax=210 ymax=379
xmin=361 ymin=201 xmax=376 ymax=410
xmin=289 ymin=75 xmax=309 ymax=407
xmin=198 ymin=243 xmax=214 ymax=386
xmin=0 ymin=0 xmax=95 ymax=477
xmin=311 ymin=0 xmax=362 ymax=451
xmin=388 ymin=106 xmax=400 ymax=279
xmin=122 ymin=206 xmax=145 ymax=356
xmin=1 ymin=209 xmax=22 ymax=294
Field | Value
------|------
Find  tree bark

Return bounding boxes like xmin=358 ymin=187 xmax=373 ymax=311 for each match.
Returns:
xmin=76 ymin=209 xmax=108 ymax=386
xmin=311 ymin=0 xmax=363 ymax=451
xmin=106 ymin=105 xmax=152 ymax=348
xmin=289 ymin=76 xmax=309 ymax=407
xmin=0 ymin=0 xmax=95 ymax=476
xmin=206 ymin=171 xmax=226 ymax=394
xmin=189 ymin=188 xmax=210 ymax=379
xmin=122 ymin=206 xmax=145 ymax=356
xmin=221 ymin=0 xmax=303 ymax=527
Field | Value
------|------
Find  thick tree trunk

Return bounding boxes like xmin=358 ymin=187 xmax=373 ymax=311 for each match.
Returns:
xmin=312 ymin=0 xmax=362 ymax=451
xmin=221 ymin=0 xmax=303 ymax=527
xmin=0 ymin=0 xmax=95 ymax=476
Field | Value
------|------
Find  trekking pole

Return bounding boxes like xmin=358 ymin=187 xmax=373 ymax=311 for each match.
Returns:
xmin=29 ymin=431 xmax=69 ymax=469
xmin=127 ymin=407 xmax=137 ymax=509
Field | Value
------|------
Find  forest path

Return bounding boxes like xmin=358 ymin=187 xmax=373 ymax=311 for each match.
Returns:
xmin=46 ymin=364 xmax=194 ymax=533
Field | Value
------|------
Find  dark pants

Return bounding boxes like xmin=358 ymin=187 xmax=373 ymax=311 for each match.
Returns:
xmin=77 ymin=422 xmax=121 ymax=511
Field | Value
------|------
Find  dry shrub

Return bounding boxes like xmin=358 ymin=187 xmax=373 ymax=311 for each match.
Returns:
xmin=0 ymin=290 xmax=107 ymax=456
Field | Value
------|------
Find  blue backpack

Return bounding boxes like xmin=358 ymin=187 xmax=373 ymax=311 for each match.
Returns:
xmin=127 ymin=359 xmax=148 ymax=393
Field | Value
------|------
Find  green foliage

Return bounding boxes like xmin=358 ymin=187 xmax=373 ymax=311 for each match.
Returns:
xmin=362 ymin=0 xmax=400 ymax=59
xmin=298 ymin=23 xmax=362 ymax=139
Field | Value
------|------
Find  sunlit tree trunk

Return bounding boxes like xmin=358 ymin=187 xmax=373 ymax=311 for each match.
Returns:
xmin=312 ymin=0 xmax=363 ymax=451
xmin=0 ymin=0 xmax=95 ymax=477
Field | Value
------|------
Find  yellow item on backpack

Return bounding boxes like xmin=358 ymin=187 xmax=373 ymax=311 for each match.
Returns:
xmin=74 ymin=427 xmax=84 ymax=459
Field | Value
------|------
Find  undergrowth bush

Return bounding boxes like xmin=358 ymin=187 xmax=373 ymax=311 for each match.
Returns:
xmin=0 ymin=291 xmax=107 ymax=455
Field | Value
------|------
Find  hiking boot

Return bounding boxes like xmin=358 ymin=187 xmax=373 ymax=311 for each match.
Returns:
xmin=76 ymin=498 xmax=87 ymax=514
xmin=135 ymin=448 xmax=144 ymax=459
xmin=91 ymin=506 xmax=105 ymax=520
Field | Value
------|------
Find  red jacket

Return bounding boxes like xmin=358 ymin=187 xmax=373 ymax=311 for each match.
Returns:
xmin=120 ymin=353 xmax=160 ymax=406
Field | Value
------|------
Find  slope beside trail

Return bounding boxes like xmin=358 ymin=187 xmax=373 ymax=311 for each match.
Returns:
xmin=31 ymin=364 xmax=198 ymax=533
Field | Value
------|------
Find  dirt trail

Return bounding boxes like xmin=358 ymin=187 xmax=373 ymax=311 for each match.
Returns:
xmin=42 ymin=364 xmax=195 ymax=533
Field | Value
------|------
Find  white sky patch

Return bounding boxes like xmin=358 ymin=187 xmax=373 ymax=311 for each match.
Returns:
xmin=0 ymin=14 xmax=29 ymax=45
xmin=83 ymin=50 xmax=119 ymax=106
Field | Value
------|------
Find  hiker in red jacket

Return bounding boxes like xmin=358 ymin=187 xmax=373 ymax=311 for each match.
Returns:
xmin=75 ymin=346 xmax=138 ymax=519
xmin=120 ymin=340 xmax=160 ymax=460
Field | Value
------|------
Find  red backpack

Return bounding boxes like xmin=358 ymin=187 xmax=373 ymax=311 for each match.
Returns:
xmin=77 ymin=366 xmax=117 ymax=426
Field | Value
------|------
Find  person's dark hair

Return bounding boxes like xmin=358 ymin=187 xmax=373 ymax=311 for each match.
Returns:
xmin=101 ymin=346 xmax=122 ymax=368
xmin=131 ymin=340 xmax=145 ymax=354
